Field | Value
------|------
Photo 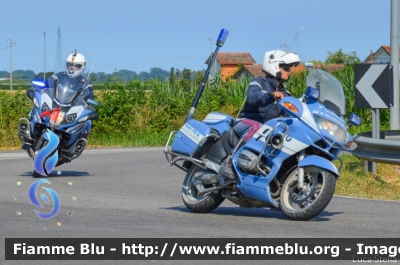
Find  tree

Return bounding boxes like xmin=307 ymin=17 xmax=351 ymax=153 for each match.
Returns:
xmin=90 ymin=74 xmax=97 ymax=82
xmin=117 ymin=69 xmax=138 ymax=81
xmin=96 ymin=72 xmax=107 ymax=82
xmin=13 ymin=70 xmax=35 ymax=79
xmin=138 ymin=71 xmax=149 ymax=80
xmin=0 ymin=71 xmax=9 ymax=78
xmin=192 ymin=70 xmax=204 ymax=87
xmin=181 ymin=68 xmax=191 ymax=89
xmin=169 ymin=67 xmax=176 ymax=87
xmin=34 ymin=72 xmax=54 ymax=80
xmin=149 ymin=67 xmax=168 ymax=80
xmin=175 ymin=69 xmax=181 ymax=84
xmin=326 ymin=48 xmax=361 ymax=64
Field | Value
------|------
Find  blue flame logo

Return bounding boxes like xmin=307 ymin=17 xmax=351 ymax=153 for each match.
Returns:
xmin=33 ymin=129 xmax=60 ymax=176
xmin=28 ymin=179 xmax=60 ymax=220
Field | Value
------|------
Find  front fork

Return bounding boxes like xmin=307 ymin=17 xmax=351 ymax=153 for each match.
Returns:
xmin=297 ymin=150 xmax=305 ymax=189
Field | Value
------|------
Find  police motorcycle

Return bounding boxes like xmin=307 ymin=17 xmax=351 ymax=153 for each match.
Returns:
xmin=18 ymin=74 xmax=100 ymax=178
xmin=164 ymin=29 xmax=361 ymax=221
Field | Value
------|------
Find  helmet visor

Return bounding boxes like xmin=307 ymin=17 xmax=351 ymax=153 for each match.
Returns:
xmin=67 ymin=63 xmax=83 ymax=69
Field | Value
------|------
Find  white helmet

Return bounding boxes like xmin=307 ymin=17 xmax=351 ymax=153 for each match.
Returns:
xmin=262 ymin=50 xmax=300 ymax=79
xmin=66 ymin=51 xmax=86 ymax=78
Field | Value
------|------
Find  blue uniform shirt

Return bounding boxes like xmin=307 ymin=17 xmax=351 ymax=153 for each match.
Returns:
xmin=238 ymin=76 xmax=290 ymax=123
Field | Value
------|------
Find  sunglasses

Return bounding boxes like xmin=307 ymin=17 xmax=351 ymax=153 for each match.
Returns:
xmin=280 ymin=64 xmax=293 ymax=71
xmin=67 ymin=63 xmax=82 ymax=69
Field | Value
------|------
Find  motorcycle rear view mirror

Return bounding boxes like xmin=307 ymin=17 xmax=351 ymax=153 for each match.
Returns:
xmin=305 ymin=86 xmax=319 ymax=101
xmin=348 ymin=113 xmax=361 ymax=126
xmin=216 ymin=29 xmax=229 ymax=47
xmin=26 ymin=90 xmax=35 ymax=101
xmin=88 ymin=112 xmax=99 ymax=121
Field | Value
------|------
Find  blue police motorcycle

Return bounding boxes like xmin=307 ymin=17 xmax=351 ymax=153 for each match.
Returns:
xmin=18 ymin=77 xmax=100 ymax=178
xmin=164 ymin=29 xmax=360 ymax=221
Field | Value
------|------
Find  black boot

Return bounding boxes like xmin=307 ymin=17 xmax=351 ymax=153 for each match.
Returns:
xmin=219 ymin=156 xmax=235 ymax=180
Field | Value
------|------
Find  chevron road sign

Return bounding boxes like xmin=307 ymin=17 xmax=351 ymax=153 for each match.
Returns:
xmin=354 ymin=64 xmax=393 ymax=109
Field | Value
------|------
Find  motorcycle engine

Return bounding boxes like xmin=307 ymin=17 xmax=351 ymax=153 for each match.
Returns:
xmin=237 ymin=150 xmax=259 ymax=174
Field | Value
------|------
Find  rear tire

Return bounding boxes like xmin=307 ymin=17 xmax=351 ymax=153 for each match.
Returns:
xmin=280 ymin=166 xmax=336 ymax=221
xmin=182 ymin=165 xmax=225 ymax=213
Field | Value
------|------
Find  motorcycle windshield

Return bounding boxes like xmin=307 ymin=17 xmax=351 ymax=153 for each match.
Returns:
xmin=306 ymin=69 xmax=346 ymax=115
xmin=55 ymin=77 xmax=82 ymax=105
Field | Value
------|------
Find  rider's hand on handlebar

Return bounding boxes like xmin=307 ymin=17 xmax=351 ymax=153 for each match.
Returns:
xmin=273 ymin=91 xmax=284 ymax=101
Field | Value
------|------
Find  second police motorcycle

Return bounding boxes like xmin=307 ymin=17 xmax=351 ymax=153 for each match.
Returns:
xmin=18 ymin=52 xmax=100 ymax=178
xmin=164 ymin=29 xmax=361 ymax=221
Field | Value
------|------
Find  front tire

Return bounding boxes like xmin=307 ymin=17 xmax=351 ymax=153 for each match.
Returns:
xmin=280 ymin=166 xmax=336 ymax=221
xmin=32 ymin=170 xmax=43 ymax=178
xmin=182 ymin=165 xmax=225 ymax=213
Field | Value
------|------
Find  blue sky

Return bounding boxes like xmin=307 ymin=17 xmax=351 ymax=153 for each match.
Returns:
xmin=0 ymin=0 xmax=395 ymax=74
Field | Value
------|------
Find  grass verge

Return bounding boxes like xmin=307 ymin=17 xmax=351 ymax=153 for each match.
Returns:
xmin=336 ymin=154 xmax=400 ymax=201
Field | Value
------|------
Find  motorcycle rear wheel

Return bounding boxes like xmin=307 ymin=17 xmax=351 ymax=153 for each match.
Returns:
xmin=182 ymin=165 xmax=225 ymax=213
xmin=280 ymin=166 xmax=336 ymax=221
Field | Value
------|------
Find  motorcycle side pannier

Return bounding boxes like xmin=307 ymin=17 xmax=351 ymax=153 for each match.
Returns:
xmin=171 ymin=119 xmax=216 ymax=156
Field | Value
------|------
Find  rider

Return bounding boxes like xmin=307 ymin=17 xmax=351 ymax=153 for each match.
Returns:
xmin=49 ymin=51 xmax=94 ymax=102
xmin=50 ymin=51 xmax=94 ymax=139
xmin=219 ymin=50 xmax=300 ymax=180
xmin=22 ymin=51 xmax=94 ymax=150
xmin=238 ymin=49 xmax=300 ymax=123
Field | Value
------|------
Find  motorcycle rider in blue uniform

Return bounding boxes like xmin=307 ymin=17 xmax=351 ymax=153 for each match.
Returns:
xmin=238 ymin=49 xmax=300 ymax=123
xmin=53 ymin=51 xmax=94 ymax=103
xmin=22 ymin=51 xmax=94 ymax=149
xmin=53 ymin=52 xmax=94 ymax=139
xmin=219 ymin=50 xmax=301 ymax=180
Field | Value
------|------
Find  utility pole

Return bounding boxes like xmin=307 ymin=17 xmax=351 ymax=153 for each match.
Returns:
xmin=390 ymin=0 xmax=399 ymax=129
xmin=5 ymin=39 xmax=16 ymax=90
xmin=294 ymin=26 xmax=305 ymax=54
xmin=44 ymin=32 xmax=46 ymax=80
xmin=205 ymin=38 xmax=212 ymax=53
xmin=55 ymin=25 xmax=63 ymax=72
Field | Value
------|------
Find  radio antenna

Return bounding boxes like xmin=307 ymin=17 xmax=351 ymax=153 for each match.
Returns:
xmin=86 ymin=52 xmax=98 ymax=82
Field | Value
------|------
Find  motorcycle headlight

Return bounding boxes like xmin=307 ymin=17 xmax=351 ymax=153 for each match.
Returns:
xmin=64 ymin=114 xmax=76 ymax=123
xmin=313 ymin=114 xmax=347 ymax=144
xmin=42 ymin=103 xmax=50 ymax=113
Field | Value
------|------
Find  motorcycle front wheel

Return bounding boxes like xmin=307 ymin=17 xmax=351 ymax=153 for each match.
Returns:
xmin=280 ymin=166 xmax=336 ymax=221
xmin=182 ymin=165 xmax=225 ymax=213
xmin=32 ymin=170 xmax=43 ymax=178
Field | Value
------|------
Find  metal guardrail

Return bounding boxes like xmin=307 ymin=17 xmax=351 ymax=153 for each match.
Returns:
xmin=352 ymin=130 xmax=400 ymax=167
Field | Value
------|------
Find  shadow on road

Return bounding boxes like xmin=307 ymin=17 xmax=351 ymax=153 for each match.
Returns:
xmin=19 ymin=171 xmax=91 ymax=178
xmin=311 ymin=211 xmax=343 ymax=221
xmin=165 ymin=205 xmax=342 ymax=221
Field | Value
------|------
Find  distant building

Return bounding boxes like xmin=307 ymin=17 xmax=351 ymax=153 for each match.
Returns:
xmin=232 ymin=64 xmax=265 ymax=82
xmin=311 ymin=63 xmax=345 ymax=73
xmin=363 ymin=45 xmax=395 ymax=64
xmin=363 ymin=45 xmax=400 ymax=75
xmin=305 ymin=62 xmax=313 ymax=71
xmin=205 ymin=52 xmax=256 ymax=81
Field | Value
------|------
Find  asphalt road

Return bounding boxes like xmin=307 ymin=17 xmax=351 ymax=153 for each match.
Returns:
xmin=1 ymin=147 xmax=400 ymax=265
